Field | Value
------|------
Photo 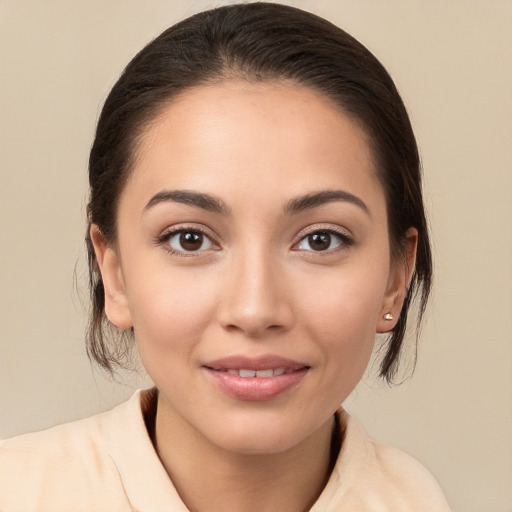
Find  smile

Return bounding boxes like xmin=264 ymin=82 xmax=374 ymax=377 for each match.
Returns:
xmin=203 ymin=356 xmax=310 ymax=401
xmin=210 ymin=368 xmax=297 ymax=377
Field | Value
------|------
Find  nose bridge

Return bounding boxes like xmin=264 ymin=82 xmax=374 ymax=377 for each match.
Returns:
xmin=219 ymin=243 xmax=292 ymax=336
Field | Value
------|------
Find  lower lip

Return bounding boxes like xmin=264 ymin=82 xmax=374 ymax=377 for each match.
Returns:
xmin=204 ymin=368 xmax=308 ymax=401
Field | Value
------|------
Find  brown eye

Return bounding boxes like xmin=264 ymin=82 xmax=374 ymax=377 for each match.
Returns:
xmin=168 ymin=230 xmax=213 ymax=252
xmin=296 ymin=230 xmax=350 ymax=252
xmin=308 ymin=232 xmax=331 ymax=251
xmin=181 ymin=232 xmax=203 ymax=251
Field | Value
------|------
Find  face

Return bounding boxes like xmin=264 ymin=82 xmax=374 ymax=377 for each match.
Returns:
xmin=93 ymin=81 xmax=413 ymax=455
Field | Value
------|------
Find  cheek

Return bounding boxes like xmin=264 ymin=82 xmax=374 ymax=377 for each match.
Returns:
xmin=296 ymin=263 xmax=388 ymax=384
xmin=124 ymin=261 xmax=221 ymax=362
xmin=299 ymin=262 xmax=388 ymax=337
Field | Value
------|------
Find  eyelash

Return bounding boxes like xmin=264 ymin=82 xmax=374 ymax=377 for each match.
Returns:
xmin=294 ymin=227 xmax=353 ymax=253
xmin=156 ymin=226 xmax=353 ymax=257
xmin=156 ymin=226 xmax=218 ymax=257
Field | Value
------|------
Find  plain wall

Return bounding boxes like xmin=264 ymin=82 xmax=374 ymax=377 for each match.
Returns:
xmin=0 ymin=1 xmax=511 ymax=511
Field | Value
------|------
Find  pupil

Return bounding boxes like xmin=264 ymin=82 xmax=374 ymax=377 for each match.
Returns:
xmin=310 ymin=232 xmax=330 ymax=251
xmin=180 ymin=231 xmax=202 ymax=251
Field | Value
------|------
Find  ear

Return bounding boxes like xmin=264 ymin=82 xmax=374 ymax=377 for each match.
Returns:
xmin=376 ymin=227 xmax=418 ymax=333
xmin=90 ymin=225 xmax=133 ymax=330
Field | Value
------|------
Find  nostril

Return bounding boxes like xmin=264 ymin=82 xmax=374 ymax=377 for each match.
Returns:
xmin=222 ymin=320 xmax=288 ymax=337
xmin=216 ymin=275 xmax=294 ymax=335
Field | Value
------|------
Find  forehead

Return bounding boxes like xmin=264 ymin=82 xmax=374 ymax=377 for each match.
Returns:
xmin=124 ymin=81 xmax=383 ymax=212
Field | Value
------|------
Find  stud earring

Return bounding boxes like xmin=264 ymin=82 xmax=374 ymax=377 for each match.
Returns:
xmin=383 ymin=313 xmax=394 ymax=321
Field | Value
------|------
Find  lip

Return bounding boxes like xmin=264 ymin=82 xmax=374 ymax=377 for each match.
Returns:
xmin=202 ymin=355 xmax=310 ymax=401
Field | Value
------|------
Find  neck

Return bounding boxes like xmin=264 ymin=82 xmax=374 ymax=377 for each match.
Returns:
xmin=153 ymin=394 xmax=336 ymax=512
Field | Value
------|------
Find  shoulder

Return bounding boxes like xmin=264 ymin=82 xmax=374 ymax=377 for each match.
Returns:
xmin=0 ymin=412 xmax=113 ymax=479
xmin=368 ymin=438 xmax=450 ymax=509
xmin=313 ymin=410 xmax=451 ymax=512
xmin=1 ymin=405 xmax=112 ymax=460
xmin=0 ymin=391 xmax=145 ymax=511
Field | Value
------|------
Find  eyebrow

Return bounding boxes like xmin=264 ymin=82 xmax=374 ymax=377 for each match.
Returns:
xmin=143 ymin=190 xmax=231 ymax=215
xmin=285 ymin=190 xmax=370 ymax=216
xmin=143 ymin=188 xmax=369 ymax=217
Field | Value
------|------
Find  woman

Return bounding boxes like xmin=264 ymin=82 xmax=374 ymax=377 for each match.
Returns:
xmin=0 ymin=3 xmax=450 ymax=510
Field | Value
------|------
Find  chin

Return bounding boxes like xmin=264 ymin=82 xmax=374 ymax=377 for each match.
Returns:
xmin=210 ymin=424 xmax=306 ymax=456
xmin=198 ymin=406 xmax=326 ymax=457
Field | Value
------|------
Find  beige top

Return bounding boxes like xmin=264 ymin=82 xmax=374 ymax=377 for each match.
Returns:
xmin=0 ymin=389 xmax=451 ymax=511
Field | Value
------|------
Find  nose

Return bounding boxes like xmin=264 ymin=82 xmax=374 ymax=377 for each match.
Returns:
xmin=217 ymin=248 xmax=294 ymax=338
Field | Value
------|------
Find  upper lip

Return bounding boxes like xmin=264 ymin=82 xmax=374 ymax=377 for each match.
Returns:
xmin=203 ymin=355 xmax=309 ymax=372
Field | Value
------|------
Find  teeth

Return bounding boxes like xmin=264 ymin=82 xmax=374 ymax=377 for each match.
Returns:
xmin=256 ymin=369 xmax=273 ymax=377
xmin=211 ymin=367 xmax=298 ymax=377
xmin=230 ymin=368 xmax=288 ymax=378
xmin=239 ymin=369 xmax=256 ymax=378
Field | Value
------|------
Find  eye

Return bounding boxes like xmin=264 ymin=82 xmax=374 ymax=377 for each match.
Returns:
xmin=166 ymin=229 xmax=214 ymax=253
xmin=296 ymin=230 xmax=350 ymax=252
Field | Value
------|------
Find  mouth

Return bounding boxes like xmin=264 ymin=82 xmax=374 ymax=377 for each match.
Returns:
xmin=202 ymin=356 xmax=310 ymax=401
xmin=206 ymin=367 xmax=305 ymax=377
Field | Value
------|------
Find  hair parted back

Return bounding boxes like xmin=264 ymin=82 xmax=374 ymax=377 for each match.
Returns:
xmin=86 ymin=2 xmax=432 ymax=382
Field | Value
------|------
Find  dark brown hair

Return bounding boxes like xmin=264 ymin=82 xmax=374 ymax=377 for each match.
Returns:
xmin=86 ymin=2 xmax=432 ymax=382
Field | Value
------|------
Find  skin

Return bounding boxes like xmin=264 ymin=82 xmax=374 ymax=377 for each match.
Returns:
xmin=92 ymin=81 xmax=417 ymax=512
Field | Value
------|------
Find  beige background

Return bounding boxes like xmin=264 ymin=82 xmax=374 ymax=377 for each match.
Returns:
xmin=1 ymin=1 xmax=511 ymax=511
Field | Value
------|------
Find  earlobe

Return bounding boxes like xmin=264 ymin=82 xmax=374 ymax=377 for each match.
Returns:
xmin=376 ymin=228 xmax=418 ymax=333
xmin=90 ymin=225 xmax=133 ymax=330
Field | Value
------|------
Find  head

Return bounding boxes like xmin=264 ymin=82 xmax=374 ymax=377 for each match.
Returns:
xmin=86 ymin=2 xmax=432 ymax=389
